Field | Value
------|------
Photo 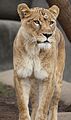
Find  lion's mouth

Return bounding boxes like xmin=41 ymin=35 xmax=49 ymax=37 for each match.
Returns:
xmin=37 ymin=39 xmax=50 ymax=44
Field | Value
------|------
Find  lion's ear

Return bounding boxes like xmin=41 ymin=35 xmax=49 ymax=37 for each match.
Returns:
xmin=17 ymin=3 xmax=30 ymax=19
xmin=49 ymin=5 xmax=59 ymax=19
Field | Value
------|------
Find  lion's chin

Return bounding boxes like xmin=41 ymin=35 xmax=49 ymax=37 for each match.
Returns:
xmin=37 ymin=42 xmax=51 ymax=49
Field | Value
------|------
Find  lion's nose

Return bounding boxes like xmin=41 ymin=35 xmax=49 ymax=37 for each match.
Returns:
xmin=43 ymin=33 xmax=52 ymax=39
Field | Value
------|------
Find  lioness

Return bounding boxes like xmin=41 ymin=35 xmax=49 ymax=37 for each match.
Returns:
xmin=13 ymin=3 xmax=65 ymax=120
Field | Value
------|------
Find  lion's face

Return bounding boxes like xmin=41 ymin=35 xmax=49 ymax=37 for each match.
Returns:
xmin=18 ymin=3 xmax=59 ymax=49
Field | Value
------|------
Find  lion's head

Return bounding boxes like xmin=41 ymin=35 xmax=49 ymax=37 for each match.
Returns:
xmin=17 ymin=3 xmax=59 ymax=49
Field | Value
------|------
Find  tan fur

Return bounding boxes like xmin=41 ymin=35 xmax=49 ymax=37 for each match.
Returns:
xmin=13 ymin=3 xmax=65 ymax=120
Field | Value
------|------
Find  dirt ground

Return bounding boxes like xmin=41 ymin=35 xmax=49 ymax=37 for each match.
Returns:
xmin=0 ymin=82 xmax=71 ymax=120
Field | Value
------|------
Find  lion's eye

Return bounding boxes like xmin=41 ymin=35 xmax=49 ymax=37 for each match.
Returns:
xmin=34 ymin=20 xmax=40 ymax=25
xmin=33 ymin=20 xmax=41 ymax=29
xmin=50 ymin=21 xmax=54 ymax=25
xmin=34 ymin=20 xmax=40 ymax=26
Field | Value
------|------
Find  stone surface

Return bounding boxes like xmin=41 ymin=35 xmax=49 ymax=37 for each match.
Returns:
xmin=58 ymin=112 xmax=71 ymax=120
xmin=58 ymin=24 xmax=71 ymax=82
xmin=0 ymin=70 xmax=14 ymax=87
xmin=31 ymin=0 xmax=48 ymax=8
xmin=61 ymin=81 xmax=71 ymax=105
xmin=0 ymin=20 xmax=20 ymax=71
xmin=0 ymin=0 xmax=32 ymax=20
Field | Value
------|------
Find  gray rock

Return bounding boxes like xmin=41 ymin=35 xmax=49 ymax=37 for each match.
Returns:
xmin=0 ymin=20 xmax=20 ymax=71
xmin=58 ymin=24 xmax=71 ymax=82
xmin=58 ymin=112 xmax=71 ymax=120
xmin=0 ymin=0 xmax=32 ymax=20
xmin=31 ymin=0 xmax=48 ymax=8
xmin=61 ymin=81 xmax=71 ymax=105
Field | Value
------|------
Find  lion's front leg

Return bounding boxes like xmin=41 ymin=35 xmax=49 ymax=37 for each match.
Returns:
xmin=48 ymin=78 xmax=62 ymax=120
xmin=30 ymin=79 xmax=39 ymax=120
xmin=14 ymin=73 xmax=31 ymax=120
xmin=48 ymin=34 xmax=65 ymax=120
xmin=35 ymin=75 xmax=54 ymax=120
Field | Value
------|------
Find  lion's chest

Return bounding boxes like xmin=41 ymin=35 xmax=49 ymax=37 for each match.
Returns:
xmin=18 ymin=56 xmax=48 ymax=80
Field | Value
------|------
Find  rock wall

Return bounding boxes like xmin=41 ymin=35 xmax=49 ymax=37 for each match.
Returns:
xmin=0 ymin=0 xmax=32 ymax=20
xmin=0 ymin=20 xmax=20 ymax=71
